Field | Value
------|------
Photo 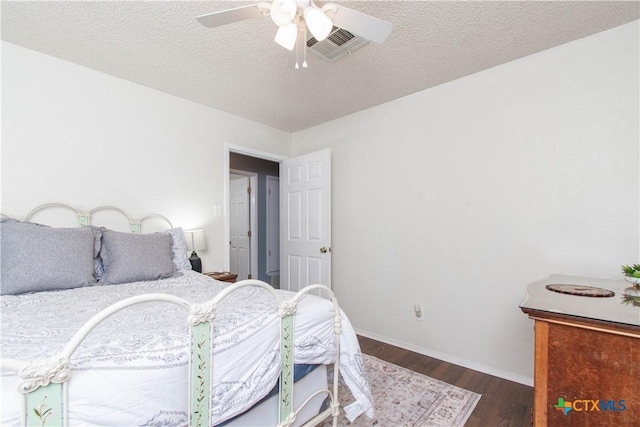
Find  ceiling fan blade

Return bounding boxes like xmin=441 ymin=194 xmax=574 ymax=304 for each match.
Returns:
xmin=196 ymin=4 xmax=266 ymax=28
xmin=329 ymin=4 xmax=393 ymax=44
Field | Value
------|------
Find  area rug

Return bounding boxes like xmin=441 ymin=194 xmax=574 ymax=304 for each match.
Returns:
xmin=323 ymin=354 xmax=481 ymax=426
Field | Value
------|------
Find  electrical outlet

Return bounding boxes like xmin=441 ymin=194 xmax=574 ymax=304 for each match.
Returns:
xmin=414 ymin=304 xmax=424 ymax=321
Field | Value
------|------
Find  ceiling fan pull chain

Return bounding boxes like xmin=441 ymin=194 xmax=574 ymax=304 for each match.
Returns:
xmin=302 ymin=24 xmax=308 ymax=68
xmin=294 ymin=21 xmax=300 ymax=69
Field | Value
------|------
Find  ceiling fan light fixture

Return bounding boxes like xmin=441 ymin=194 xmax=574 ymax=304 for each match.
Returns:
xmin=270 ymin=0 xmax=297 ymax=27
xmin=274 ymin=23 xmax=298 ymax=51
xmin=303 ymin=6 xmax=332 ymax=42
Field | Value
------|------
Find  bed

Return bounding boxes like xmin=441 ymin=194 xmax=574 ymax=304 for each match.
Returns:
xmin=0 ymin=204 xmax=374 ymax=426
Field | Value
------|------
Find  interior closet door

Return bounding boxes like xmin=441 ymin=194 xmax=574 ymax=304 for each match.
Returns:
xmin=280 ymin=149 xmax=331 ymax=292
xmin=230 ymin=176 xmax=250 ymax=280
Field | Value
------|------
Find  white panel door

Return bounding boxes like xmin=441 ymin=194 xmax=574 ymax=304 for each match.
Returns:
xmin=280 ymin=149 xmax=331 ymax=292
xmin=230 ymin=176 xmax=250 ymax=280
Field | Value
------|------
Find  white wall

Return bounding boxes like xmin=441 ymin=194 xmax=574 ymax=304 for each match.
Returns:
xmin=2 ymin=21 xmax=639 ymax=385
xmin=292 ymin=21 xmax=640 ymax=384
xmin=1 ymin=41 xmax=291 ymax=272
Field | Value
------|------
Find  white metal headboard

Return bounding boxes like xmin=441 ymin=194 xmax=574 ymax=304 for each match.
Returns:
xmin=1 ymin=203 xmax=173 ymax=233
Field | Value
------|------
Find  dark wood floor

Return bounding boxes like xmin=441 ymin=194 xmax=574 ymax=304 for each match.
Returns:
xmin=358 ymin=336 xmax=533 ymax=427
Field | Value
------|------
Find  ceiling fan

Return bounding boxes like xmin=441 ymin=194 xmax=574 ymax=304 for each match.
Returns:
xmin=197 ymin=0 xmax=392 ymax=66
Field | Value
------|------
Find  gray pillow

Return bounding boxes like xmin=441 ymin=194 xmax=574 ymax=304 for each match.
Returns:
xmin=0 ymin=218 xmax=101 ymax=295
xmin=99 ymin=228 xmax=177 ymax=285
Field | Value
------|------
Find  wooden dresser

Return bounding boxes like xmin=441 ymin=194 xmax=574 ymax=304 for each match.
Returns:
xmin=520 ymin=275 xmax=640 ymax=426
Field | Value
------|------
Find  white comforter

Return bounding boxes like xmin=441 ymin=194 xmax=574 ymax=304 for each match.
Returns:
xmin=0 ymin=271 xmax=374 ymax=426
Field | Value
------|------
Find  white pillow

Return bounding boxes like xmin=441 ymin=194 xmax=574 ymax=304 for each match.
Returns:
xmin=163 ymin=227 xmax=192 ymax=271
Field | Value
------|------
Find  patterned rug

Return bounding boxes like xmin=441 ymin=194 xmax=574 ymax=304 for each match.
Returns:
xmin=323 ymin=354 xmax=481 ymax=426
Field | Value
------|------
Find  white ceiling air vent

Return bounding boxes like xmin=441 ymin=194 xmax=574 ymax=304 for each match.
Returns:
xmin=306 ymin=27 xmax=369 ymax=62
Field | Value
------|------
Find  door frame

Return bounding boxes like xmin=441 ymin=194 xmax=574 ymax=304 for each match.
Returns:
xmin=265 ymin=174 xmax=280 ymax=276
xmin=223 ymin=143 xmax=286 ymax=272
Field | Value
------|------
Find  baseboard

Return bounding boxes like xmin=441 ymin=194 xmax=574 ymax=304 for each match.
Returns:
xmin=355 ymin=329 xmax=534 ymax=387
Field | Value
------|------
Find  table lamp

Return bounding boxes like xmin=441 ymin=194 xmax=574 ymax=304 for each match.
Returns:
xmin=184 ymin=229 xmax=207 ymax=273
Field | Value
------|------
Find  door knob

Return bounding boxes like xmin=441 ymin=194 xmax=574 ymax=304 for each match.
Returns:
xmin=320 ymin=247 xmax=329 ymax=254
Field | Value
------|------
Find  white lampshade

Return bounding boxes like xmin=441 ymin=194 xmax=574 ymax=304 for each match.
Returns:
xmin=270 ymin=0 xmax=297 ymax=27
xmin=274 ymin=23 xmax=298 ymax=51
xmin=304 ymin=6 xmax=332 ymax=41
xmin=184 ymin=229 xmax=207 ymax=252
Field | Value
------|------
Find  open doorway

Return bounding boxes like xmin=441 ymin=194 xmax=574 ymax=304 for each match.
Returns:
xmin=229 ymin=152 xmax=280 ymax=286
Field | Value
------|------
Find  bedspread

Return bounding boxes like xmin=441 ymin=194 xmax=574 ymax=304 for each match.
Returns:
xmin=0 ymin=271 xmax=373 ymax=426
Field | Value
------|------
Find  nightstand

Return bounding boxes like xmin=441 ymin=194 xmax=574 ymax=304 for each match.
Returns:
xmin=204 ymin=272 xmax=238 ymax=283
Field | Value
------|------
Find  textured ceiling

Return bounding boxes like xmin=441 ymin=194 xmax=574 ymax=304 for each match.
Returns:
xmin=2 ymin=1 xmax=639 ymax=132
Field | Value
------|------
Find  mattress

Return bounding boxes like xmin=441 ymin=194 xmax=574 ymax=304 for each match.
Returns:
xmin=0 ymin=271 xmax=373 ymax=425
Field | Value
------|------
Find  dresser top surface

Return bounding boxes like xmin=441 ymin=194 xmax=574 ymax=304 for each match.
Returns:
xmin=520 ymin=274 xmax=640 ymax=328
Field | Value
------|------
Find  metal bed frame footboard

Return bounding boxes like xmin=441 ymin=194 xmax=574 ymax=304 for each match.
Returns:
xmin=1 ymin=281 xmax=341 ymax=427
